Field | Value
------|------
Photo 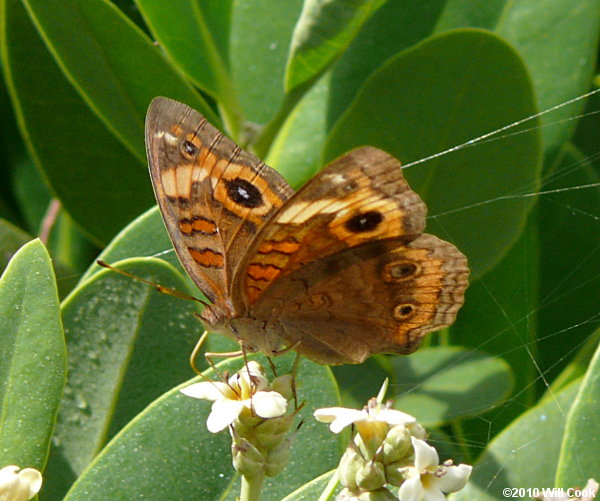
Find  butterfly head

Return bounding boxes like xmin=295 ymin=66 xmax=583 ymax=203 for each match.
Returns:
xmin=199 ymin=298 xmax=236 ymax=331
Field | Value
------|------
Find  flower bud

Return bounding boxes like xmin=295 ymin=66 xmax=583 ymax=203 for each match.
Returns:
xmin=381 ymin=425 xmax=412 ymax=463
xmin=406 ymin=421 xmax=427 ymax=440
xmin=231 ymin=436 xmax=264 ymax=477
xmin=338 ymin=443 xmax=364 ymax=491
xmin=384 ymin=457 xmax=413 ymax=487
xmin=265 ymin=438 xmax=292 ymax=476
xmin=271 ymin=374 xmax=294 ymax=401
xmin=356 ymin=460 xmax=386 ymax=491
xmin=254 ymin=413 xmax=295 ymax=449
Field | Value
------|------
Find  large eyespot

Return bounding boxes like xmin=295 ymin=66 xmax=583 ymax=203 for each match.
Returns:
xmin=181 ymin=140 xmax=199 ymax=158
xmin=393 ymin=303 xmax=416 ymax=320
xmin=225 ymin=178 xmax=263 ymax=208
xmin=344 ymin=211 xmax=383 ymax=233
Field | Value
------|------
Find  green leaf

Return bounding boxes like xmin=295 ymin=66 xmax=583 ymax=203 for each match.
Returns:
xmin=537 ymin=145 xmax=600 ymax=380
xmin=281 ymin=470 xmax=337 ymax=501
xmin=386 ymin=347 xmax=513 ymax=427
xmin=450 ymin=213 xmax=541 ymax=439
xmin=331 ymin=356 xmax=389 ymax=410
xmin=20 ymin=0 xmax=218 ymax=161
xmin=327 ymin=0 xmax=454 ymax=126
xmin=230 ymin=0 xmax=304 ymax=124
xmin=82 ymin=206 xmax=176 ymax=281
xmin=546 ymin=331 xmax=600 ymax=399
xmin=266 ymin=71 xmax=331 ymax=187
xmin=0 ymin=218 xmax=32 ymax=274
xmin=325 ymin=29 xmax=541 ymax=277
xmin=63 ymin=356 xmax=341 ymax=500
xmin=495 ymin=0 xmax=600 ymax=161
xmin=285 ymin=0 xmax=386 ymax=91
xmin=43 ymin=258 xmax=202 ymax=498
xmin=556 ymin=331 xmax=600 ymax=486
xmin=135 ymin=0 xmax=238 ymax=122
xmin=0 ymin=239 xmax=66 ymax=470
xmin=329 ymin=0 xmax=600 ymax=163
xmin=0 ymin=0 xmax=153 ymax=245
xmin=452 ymin=380 xmax=580 ymax=500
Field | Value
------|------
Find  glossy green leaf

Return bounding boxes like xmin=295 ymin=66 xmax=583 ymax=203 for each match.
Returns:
xmin=556 ymin=332 xmax=600 ymax=486
xmin=450 ymin=214 xmax=540 ymax=440
xmin=21 ymin=0 xmax=218 ymax=161
xmin=282 ymin=470 xmax=337 ymax=501
xmin=266 ymin=71 xmax=330 ymax=187
xmin=546 ymin=331 xmax=600 ymax=399
xmin=325 ymin=29 xmax=541 ymax=277
xmin=285 ymin=0 xmax=386 ymax=91
xmin=9 ymin=156 xmax=51 ymax=236
xmin=453 ymin=381 xmax=580 ymax=500
xmin=63 ymin=356 xmax=341 ymax=500
xmin=0 ymin=0 xmax=153 ymax=245
xmin=537 ymin=146 xmax=600 ymax=380
xmin=329 ymin=0 xmax=600 ymax=161
xmin=230 ymin=0 xmax=304 ymax=124
xmin=82 ymin=206 xmax=176 ymax=281
xmin=44 ymin=258 xmax=201 ymax=498
xmin=0 ymin=218 xmax=32 ymax=273
xmin=331 ymin=356 xmax=389 ymax=409
xmin=327 ymin=0 xmax=452 ymax=126
xmin=386 ymin=348 xmax=513 ymax=427
xmin=135 ymin=0 xmax=238 ymax=120
xmin=495 ymin=0 xmax=600 ymax=161
xmin=0 ymin=239 xmax=66 ymax=470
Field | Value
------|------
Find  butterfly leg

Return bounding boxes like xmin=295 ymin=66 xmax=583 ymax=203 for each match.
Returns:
xmin=290 ymin=351 xmax=301 ymax=409
xmin=190 ymin=329 xmax=244 ymax=383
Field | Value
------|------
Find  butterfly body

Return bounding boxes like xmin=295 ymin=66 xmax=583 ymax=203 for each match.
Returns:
xmin=146 ymin=97 xmax=469 ymax=365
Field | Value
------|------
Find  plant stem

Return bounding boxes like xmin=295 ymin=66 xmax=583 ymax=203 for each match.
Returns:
xmin=240 ymin=472 xmax=265 ymax=501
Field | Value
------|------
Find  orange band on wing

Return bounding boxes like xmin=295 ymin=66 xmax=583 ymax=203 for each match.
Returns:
xmin=188 ymin=247 xmax=224 ymax=268
xmin=179 ymin=216 xmax=218 ymax=235
xmin=247 ymin=263 xmax=281 ymax=282
xmin=257 ymin=238 xmax=301 ymax=255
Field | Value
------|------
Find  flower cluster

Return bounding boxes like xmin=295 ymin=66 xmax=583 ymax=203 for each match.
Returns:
xmin=180 ymin=361 xmax=296 ymax=478
xmin=0 ymin=465 xmax=42 ymax=501
xmin=315 ymin=398 xmax=472 ymax=501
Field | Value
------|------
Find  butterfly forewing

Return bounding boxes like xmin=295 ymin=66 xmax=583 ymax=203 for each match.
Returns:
xmin=239 ymin=146 xmax=427 ymax=306
xmin=145 ymin=97 xmax=293 ymax=306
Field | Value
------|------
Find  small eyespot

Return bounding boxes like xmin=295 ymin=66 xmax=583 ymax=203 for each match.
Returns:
xmin=393 ymin=303 xmax=416 ymax=320
xmin=225 ymin=177 xmax=263 ymax=208
xmin=382 ymin=261 xmax=420 ymax=282
xmin=182 ymin=140 xmax=198 ymax=157
xmin=344 ymin=211 xmax=383 ymax=233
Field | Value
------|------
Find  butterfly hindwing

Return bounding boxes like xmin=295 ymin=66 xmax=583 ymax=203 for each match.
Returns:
xmin=248 ymin=234 xmax=469 ymax=364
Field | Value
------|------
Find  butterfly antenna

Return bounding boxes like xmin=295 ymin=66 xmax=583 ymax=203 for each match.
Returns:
xmin=96 ymin=259 xmax=210 ymax=308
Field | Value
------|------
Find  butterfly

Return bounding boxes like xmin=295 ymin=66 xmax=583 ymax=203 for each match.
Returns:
xmin=145 ymin=97 xmax=469 ymax=365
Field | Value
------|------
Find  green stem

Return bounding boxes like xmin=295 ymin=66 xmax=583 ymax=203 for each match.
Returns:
xmin=240 ymin=472 xmax=265 ymax=501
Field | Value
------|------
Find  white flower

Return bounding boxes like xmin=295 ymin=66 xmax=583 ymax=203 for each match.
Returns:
xmin=0 ymin=465 xmax=42 ymax=501
xmin=180 ymin=361 xmax=288 ymax=432
xmin=398 ymin=437 xmax=472 ymax=501
xmin=314 ymin=400 xmax=416 ymax=434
